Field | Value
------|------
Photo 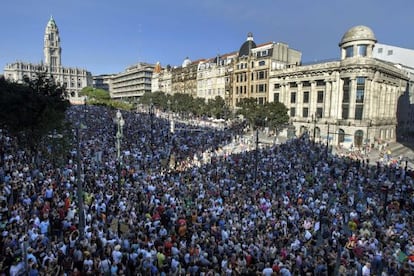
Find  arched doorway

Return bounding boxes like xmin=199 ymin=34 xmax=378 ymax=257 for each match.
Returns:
xmin=354 ymin=130 xmax=364 ymax=148
xmin=338 ymin=129 xmax=345 ymax=145
xmin=315 ymin=127 xmax=321 ymax=141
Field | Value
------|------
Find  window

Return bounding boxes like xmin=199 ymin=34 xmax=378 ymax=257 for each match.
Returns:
xmin=355 ymin=105 xmax=363 ymax=120
xmin=387 ymin=50 xmax=393 ymax=55
xmin=290 ymin=107 xmax=296 ymax=117
xmin=258 ymin=60 xmax=266 ymax=66
xmin=377 ymin=48 xmax=383 ymax=53
xmin=302 ymin=81 xmax=311 ymax=87
xmin=342 ymin=78 xmax=350 ymax=103
xmin=274 ymin=83 xmax=281 ymax=89
xmin=302 ymin=107 xmax=309 ymax=118
xmin=258 ymin=71 xmax=266 ymax=80
xmin=290 ymin=92 xmax=296 ymax=103
xmin=258 ymin=84 xmax=266 ymax=93
xmin=316 ymin=80 xmax=325 ymax=86
xmin=356 ymin=77 xmax=365 ymax=103
xmin=342 ymin=105 xmax=349 ymax=119
xmin=316 ymin=107 xmax=323 ymax=118
xmin=303 ymin=91 xmax=309 ymax=103
xmin=357 ymin=45 xmax=367 ymax=57
xmin=290 ymin=82 xmax=297 ymax=88
xmin=345 ymin=46 xmax=353 ymax=57
xmin=258 ymin=97 xmax=264 ymax=105
xmin=317 ymin=91 xmax=324 ymax=103
xmin=274 ymin=93 xmax=279 ymax=103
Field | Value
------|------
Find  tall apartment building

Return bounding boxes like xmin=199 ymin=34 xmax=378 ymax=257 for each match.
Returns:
xmin=151 ymin=62 xmax=173 ymax=95
xmin=197 ymin=53 xmax=237 ymax=103
xmin=269 ymin=25 xmax=409 ymax=148
xmin=151 ymin=33 xmax=301 ymax=107
xmin=109 ymin=62 xmax=155 ymax=100
xmin=232 ymin=32 xmax=302 ymax=107
xmin=93 ymin=74 xmax=112 ymax=91
xmin=3 ymin=16 xmax=92 ymax=104
xmin=170 ymin=57 xmax=199 ymax=98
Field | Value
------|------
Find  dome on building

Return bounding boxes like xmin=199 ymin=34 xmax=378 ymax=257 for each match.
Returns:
xmin=182 ymin=57 xmax=191 ymax=68
xmin=239 ymin=32 xmax=257 ymax=57
xmin=339 ymin=25 xmax=377 ymax=46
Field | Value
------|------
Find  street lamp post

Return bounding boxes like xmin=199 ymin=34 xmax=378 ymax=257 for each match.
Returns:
xmin=254 ymin=128 xmax=259 ymax=184
xmin=149 ymin=103 xmax=155 ymax=152
xmin=115 ymin=110 xmax=125 ymax=188
xmin=312 ymin=113 xmax=320 ymax=143
xmin=76 ymin=127 xmax=85 ymax=240
xmin=326 ymin=122 xmax=330 ymax=157
xmin=365 ymin=120 xmax=372 ymax=155
xmin=167 ymin=99 xmax=171 ymax=136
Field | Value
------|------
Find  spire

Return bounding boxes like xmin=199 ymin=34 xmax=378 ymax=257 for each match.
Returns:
xmin=48 ymin=15 xmax=56 ymax=27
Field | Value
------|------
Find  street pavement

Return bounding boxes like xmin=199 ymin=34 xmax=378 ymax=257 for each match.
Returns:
xmin=220 ymin=130 xmax=414 ymax=171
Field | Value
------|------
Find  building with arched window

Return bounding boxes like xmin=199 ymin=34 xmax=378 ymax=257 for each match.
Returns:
xmin=3 ymin=16 xmax=92 ymax=104
xmin=269 ymin=25 xmax=409 ymax=149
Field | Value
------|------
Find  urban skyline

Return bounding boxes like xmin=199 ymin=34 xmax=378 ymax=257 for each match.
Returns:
xmin=1 ymin=0 xmax=414 ymax=76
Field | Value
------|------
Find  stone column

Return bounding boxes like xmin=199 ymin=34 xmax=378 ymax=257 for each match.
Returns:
xmin=310 ymin=81 xmax=316 ymax=116
xmin=364 ymin=78 xmax=372 ymax=119
xmin=297 ymin=82 xmax=303 ymax=118
xmin=325 ymin=81 xmax=332 ymax=119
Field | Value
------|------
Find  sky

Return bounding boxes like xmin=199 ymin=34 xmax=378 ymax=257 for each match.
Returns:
xmin=1 ymin=0 xmax=414 ymax=76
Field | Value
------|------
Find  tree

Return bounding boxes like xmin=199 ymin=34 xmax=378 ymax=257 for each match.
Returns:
xmin=0 ymin=74 xmax=69 ymax=155
xmin=263 ymin=102 xmax=289 ymax=134
xmin=207 ymin=96 xmax=227 ymax=119
xmin=236 ymin=98 xmax=260 ymax=128
xmin=79 ymin=87 xmax=110 ymax=102
xmin=236 ymin=98 xmax=289 ymax=131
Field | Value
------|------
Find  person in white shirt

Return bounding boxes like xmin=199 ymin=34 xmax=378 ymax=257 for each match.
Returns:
xmin=362 ymin=262 xmax=371 ymax=276
xmin=262 ymin=262 xmax=274 ymax=276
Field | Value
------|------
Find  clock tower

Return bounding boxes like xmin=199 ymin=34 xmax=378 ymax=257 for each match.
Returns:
xmin=43 ymin=16 xmax=61 ymax=68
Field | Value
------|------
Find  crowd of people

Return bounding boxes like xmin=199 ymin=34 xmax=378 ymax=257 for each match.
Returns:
xmin=1 ymin=104 xmax=414 ymax=275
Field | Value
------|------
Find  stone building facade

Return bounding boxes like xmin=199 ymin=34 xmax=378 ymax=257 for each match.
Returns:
xmin=151 ymin=33 xmax=300 ymax=108
xmin=232 ymin=33 xmax=302 ymax=107
xmin=3 ymin=16 xmax=92 ymax=104
xmin=196 ymin=53 xmax=236 ymax=103
xmin=269 ymin=25 xmax=409 ymax=148
xmin=151 ymin=62 xmax=173 ymax=95
xmin=170 ymin=57 xmax=199 ymax=98
xmin=372 ymin=43 xmax=414 ymax=137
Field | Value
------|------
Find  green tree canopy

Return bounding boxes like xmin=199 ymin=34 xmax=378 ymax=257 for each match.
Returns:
xmin=236 ymin=98 xmax=289 ymax=130
xmin=79 ymin=87 xmax=110 ymax=101
xmin=0 ymin=74 xmax=70 ymax=151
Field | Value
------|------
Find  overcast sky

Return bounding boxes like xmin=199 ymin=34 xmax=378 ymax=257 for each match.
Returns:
xmin=1 ymin=0 xmax=413 ymax=76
